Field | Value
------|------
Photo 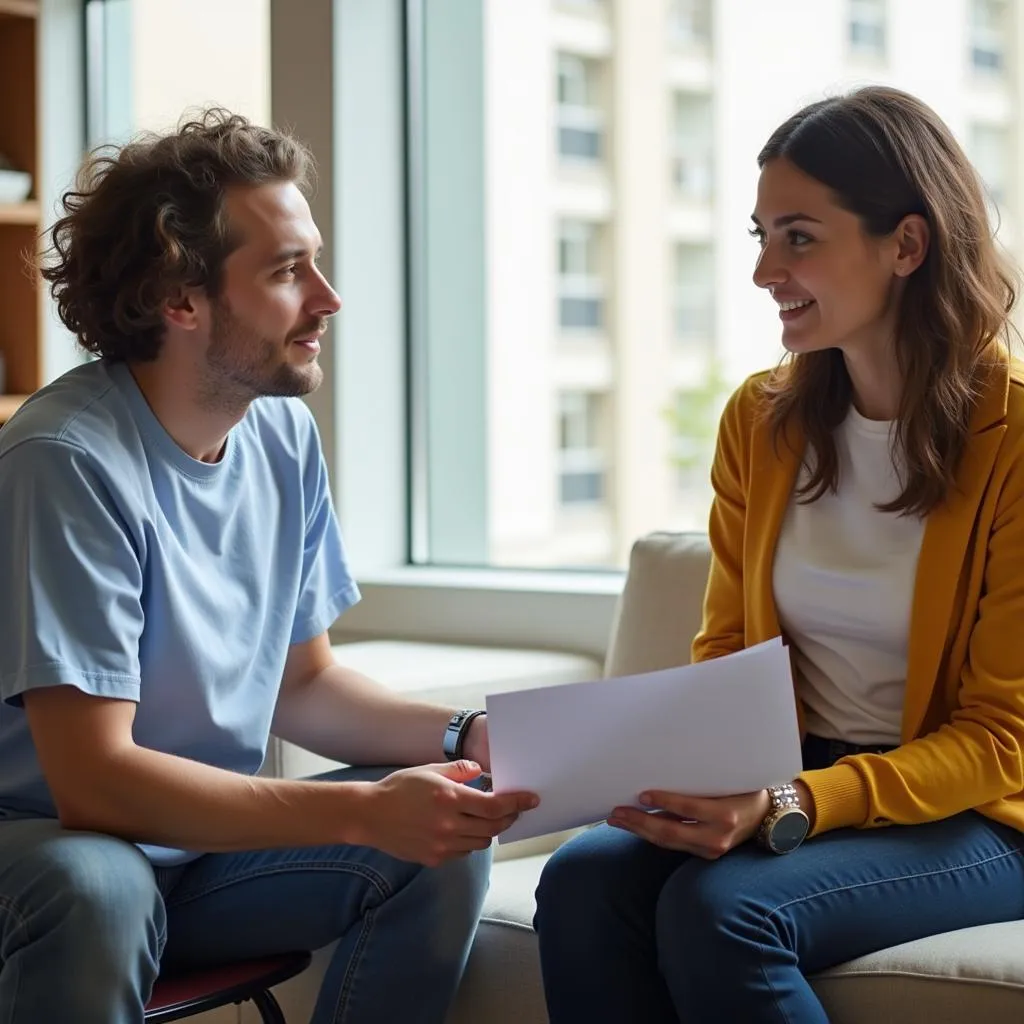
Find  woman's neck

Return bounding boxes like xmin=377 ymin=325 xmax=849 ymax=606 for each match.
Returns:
xmin=842 ymin=341 xmax=902 ymax=422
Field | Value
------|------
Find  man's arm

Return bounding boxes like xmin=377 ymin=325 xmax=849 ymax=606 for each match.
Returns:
xmin=271 ymin=632 xmax=489 ymax=768
xmin=23 ymin=684 xmax=525 ymax=865
xmin=23 ymin=685 xmax=372 ymax=850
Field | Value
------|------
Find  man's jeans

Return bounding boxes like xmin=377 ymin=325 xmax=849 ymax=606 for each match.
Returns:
xmin=535 ymin=738 xmax=1024 ymax=1024
xmin=0 ymin=767 xmax=491 ymax=1024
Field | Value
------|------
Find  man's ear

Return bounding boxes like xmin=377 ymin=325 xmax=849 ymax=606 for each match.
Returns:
xmin=161 ymin=288 xmax=203 ymax=331
xmin=892 ymin=214 xmax=930 ymax=278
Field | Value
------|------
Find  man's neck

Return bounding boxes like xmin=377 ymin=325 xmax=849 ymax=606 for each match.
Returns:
xmin=127 ymin=358 xmax=247 ymax=463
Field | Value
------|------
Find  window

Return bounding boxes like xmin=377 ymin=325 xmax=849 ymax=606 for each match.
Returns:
xmin=84 ymin=0 xmax=270 ymax=145
xmin=971 ymin=0 xmax=1007 ymax=74
xmin=406 ymin=0 xmax=1024 ymax=571
xmin=969 ymin=122 xmax=1013 ymax=208
xmin=848 ymin=0 xmax=886 ymax=59
xmin=558 ymin=219 xmax=605 ymax=331
xmin=558 ymin=392 xmax=608 ymax=505
xmin=556 ymin=53 xmax=604 ymax=162
xmin=84 ymin=0 xmax=132 ymax=146
xmin=671 ymin=92 xmax=713 ymax=202
xmin=674 ymin=244 xmax=715 ymax=346
xmin=669 ymin=0 xmax=712 ymax=50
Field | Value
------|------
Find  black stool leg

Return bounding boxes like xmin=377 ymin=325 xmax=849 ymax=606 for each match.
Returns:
xmin=249 ymin=989 xmax=287 ymax=1024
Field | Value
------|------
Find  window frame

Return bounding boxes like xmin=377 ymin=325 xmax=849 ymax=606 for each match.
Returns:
xmin=271 ymin=0 xmax=626 ymax=653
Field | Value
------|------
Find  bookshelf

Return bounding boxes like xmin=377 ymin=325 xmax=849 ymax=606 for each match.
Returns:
xmin=0 ymin=0 xmax=41 ymax=425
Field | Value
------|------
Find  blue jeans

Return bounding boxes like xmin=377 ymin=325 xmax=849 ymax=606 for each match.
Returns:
xmin=534 ymin=737 xmax=1024 ymax=1023
xmin=0 ymin=767 xmax=490 ymax=1024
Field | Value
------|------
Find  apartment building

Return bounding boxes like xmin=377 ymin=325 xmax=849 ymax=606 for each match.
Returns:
xmin=486 ymin=0 xmax=1022 ymax=568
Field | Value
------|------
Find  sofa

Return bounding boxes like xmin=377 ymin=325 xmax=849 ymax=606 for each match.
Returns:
xmin=243 ymin=531 xmax=1024 ymax=1023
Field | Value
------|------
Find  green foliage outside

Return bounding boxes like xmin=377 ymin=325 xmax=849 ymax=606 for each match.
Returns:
xmin=665 ymin=357 xmax=731 ymax=473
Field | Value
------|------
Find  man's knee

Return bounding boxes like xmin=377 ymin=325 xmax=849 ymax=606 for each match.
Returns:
xmin=0 ymin=824 xmax=165 ymax=957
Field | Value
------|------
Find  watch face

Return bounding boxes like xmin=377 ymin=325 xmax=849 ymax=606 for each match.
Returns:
xmin=770 ymin=809 xmax=810 ymax=853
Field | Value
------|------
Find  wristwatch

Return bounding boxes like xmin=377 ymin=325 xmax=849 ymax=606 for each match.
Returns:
xmin=442 ymin=708 xmax=486 ymax=761
xmin=757 ymin=783 xmax=810 ymax=854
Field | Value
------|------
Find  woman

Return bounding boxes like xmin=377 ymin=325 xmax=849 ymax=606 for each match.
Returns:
xmin=534 ymin=86 xmax=1024 ymax=1023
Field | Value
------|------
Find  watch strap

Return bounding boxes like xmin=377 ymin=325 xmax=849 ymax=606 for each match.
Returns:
xmin=443 ymin=709 xmax=486 ymax=761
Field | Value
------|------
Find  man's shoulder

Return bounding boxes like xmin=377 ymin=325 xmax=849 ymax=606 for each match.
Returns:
xmin=0 ymin=360 xmax=131 ymax=459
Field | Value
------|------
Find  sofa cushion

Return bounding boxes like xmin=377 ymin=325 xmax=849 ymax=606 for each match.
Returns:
xmin=603 ymin=531 xmax=711 ymax=678
xmin=451 ymin=852 xmax=1024 ymax=1024
xmin=813 ymin=920 xmax=1024 ymax=1023
xmin=447 ymin=855 xmax=550 ymax=1024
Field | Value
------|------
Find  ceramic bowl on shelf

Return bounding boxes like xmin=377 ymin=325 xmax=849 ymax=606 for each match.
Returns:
xmin=0 ymin=169 xmax=32 ymax=204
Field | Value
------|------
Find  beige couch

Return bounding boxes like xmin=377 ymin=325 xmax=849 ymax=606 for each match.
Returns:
xmin=255 ymin=532 xmax=1024 ymax=1023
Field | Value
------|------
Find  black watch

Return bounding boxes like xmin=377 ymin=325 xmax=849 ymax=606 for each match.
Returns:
xmin=442 ymin=709 xmax=486 ymax=761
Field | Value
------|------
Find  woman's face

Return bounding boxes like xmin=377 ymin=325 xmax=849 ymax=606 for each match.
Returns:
xmin=750 ymin=157 xmax=906 ymax=359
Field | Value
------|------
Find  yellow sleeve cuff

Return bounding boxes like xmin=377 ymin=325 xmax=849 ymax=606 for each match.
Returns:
xmin=799 ymin=763 xmax=869 ymax=836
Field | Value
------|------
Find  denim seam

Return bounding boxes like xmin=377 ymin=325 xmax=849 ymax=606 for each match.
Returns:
xmin=163 ymin=860 xmax=393 ymax=910
xmin=766 ymin=846 xmax=1023 ymax=920
xmin=331 ymin=906 xmax=376 ymax=1023
xmin=757 ymin=948 xmax=792 ymax=1024
xmin=754 ymin=845 xmax=1024 ymax=1021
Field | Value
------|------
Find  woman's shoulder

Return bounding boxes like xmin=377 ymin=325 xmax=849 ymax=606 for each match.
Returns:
xmin=727 ymin=368 xmax=776 ymax=409
xmin=719 ymin=367 xmax=778 ymax=431
xmin=1007 ymin=359 xmax=1024 ymax=417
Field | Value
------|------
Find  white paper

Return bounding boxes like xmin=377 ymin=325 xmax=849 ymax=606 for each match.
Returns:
xmin=486 ymin=638 xmax=802 ymax=843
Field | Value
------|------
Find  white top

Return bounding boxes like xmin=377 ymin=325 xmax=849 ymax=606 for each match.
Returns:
xmin=772 ymin=405 xmax=925 ymax=745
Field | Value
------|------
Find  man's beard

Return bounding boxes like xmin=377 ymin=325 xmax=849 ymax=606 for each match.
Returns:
xmin=201 ymin=298 xmax=324 ymax=412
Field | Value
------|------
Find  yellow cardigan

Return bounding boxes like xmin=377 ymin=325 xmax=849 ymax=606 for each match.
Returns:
xmin=692 ymin=352 xmax=1024 ymax=836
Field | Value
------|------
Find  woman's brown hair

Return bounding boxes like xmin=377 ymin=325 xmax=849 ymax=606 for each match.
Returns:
xmin=40 ymin=109 xmax=313 ymax=362
xmin=758 ymin=86 xmax=1017 ymax=516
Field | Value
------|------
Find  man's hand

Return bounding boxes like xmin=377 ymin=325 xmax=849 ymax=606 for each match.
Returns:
xmin=355 ymin=760 xmax=537 ymax=867
xmin=607 ymin=788 xmax=771 ymax=860
xmin=461 ymin=713 xmax=490 ymax=773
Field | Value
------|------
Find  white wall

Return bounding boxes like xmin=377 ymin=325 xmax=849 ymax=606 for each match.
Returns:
xmin=131 ymin=0 xmax=271 ymax=131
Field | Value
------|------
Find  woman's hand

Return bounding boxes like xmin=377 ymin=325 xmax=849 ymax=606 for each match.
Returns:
xmin=607 ymin=788 xmax=772 ymax=860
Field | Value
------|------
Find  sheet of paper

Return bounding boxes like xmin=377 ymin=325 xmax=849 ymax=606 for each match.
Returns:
xmin=486 ymin=638 xmax=802 ymax=843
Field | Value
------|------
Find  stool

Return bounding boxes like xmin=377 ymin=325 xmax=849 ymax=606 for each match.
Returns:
xmin=144 ymin=951 xmax=312 ymax=1023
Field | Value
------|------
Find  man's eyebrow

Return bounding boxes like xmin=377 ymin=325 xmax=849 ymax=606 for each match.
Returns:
xmin=749 ymin=213 xmax=823 ymax=228
xmin=268 ymin=244 xmax=324 ymax=265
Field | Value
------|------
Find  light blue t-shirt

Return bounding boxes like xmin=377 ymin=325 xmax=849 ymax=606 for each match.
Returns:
xmin=0 ymin=360 xmax=360 ymax=864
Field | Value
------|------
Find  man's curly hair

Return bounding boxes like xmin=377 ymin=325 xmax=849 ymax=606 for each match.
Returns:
xmin=40 ymin=109 xmax=313 ymax=362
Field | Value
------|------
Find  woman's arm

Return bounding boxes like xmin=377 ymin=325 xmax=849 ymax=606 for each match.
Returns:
xmin=691 ymin=383 xmax=752 ymax=663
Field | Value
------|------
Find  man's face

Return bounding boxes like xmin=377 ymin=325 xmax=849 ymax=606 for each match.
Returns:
xmin=201 ymin=182 xmax=341 ymax=405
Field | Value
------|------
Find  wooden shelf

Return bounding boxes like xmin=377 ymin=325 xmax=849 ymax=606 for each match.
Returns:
xmin=0 ymin=200 xmax=39 ymax=225
xmin=0 ymin=0 xmax=39 ymax=18
xmin=0 ymin=394 xmax=29 ymax=423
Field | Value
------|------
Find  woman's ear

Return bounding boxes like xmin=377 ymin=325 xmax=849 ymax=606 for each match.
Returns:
xmin=892 ymin=214 xmax=930 ymax=277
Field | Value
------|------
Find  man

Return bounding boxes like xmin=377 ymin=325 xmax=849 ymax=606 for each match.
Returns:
xmin=0 ymin=110 xmax=536 ymax=1024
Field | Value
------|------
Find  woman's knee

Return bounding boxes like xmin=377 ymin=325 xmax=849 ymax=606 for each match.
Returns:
xmin=655 ymin=852 xmax=769 ymax=958
xmin=536 ymin=826 xmax=677 ymax=932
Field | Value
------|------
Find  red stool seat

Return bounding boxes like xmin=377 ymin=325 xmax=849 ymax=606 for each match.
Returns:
xmin=144 ymin=951 xmax=312 ymax=1023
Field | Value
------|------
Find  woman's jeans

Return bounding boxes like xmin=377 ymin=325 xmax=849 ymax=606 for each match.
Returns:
xmin=534 ymin=735 xmax=1024 ymax=1024
xmin=0 ymin=767 xmax=490 ymax=1024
